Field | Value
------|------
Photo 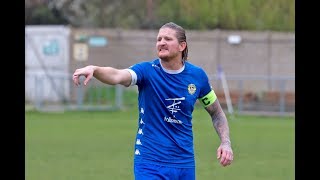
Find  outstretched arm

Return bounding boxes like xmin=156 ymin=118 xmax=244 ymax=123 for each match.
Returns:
xmin=205 ymin=99 xmax=233 ymax=167
xmin=72 ymin=65 xmax=132 ymax=87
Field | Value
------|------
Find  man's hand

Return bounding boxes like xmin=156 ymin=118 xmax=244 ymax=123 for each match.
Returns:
xmin=217 ymin=142 xmax=233 ymax=167
xmin=72 ymin=65 xmax=95 ymax=86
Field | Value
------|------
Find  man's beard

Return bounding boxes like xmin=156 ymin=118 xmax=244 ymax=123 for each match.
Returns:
xmin=158 ymin=51 xmax=179 ymax=61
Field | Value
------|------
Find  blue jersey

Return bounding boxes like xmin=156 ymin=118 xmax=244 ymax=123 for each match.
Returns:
xmin=127 ymin=58 xmax=215 ymax=168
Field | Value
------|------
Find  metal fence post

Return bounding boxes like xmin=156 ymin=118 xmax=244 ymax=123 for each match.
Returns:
xmin=35 ymin=75 xmax=43 ymax=110
xmin=279 ymin=79 xmax=286 ymax=115
xmin=238 ymin=79 xmax=244 ymax=113
xmin=115 ymin=85 xmax=123 ymax=109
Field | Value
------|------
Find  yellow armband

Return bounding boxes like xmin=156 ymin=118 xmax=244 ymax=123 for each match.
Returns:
xmin=199 ymin=90 xmax=217 ymax=107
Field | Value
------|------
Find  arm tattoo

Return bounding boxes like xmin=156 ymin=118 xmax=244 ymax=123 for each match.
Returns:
xmin=205 ymin=99 xmax=231 ymax=146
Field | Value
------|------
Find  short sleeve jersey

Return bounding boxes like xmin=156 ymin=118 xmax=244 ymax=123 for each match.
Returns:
xmin=127 ymin=58 xmax=216 ymax=168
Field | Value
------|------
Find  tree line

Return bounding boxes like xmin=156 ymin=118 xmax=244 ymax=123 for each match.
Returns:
xmin=25 ymin=0 xmax=294 ymax=32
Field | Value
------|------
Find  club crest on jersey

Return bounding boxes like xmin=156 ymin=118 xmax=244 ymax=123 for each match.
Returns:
xmin=188 ymin=84 xmax=196 ymax=95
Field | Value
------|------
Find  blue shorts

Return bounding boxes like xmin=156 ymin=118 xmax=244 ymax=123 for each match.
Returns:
xmin=134 ymin=163 xmax=195 ymax=180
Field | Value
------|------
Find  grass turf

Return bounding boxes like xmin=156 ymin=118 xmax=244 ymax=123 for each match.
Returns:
xmin=26 ymin=108 xmax=294 ymax=180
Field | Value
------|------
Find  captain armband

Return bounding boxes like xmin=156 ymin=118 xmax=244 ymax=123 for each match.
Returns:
xmin=199 ymin=90 xmax=217 ymax=107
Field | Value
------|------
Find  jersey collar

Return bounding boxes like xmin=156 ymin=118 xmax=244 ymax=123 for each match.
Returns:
xmin=159 ymin=59 xmax=185 ymax=74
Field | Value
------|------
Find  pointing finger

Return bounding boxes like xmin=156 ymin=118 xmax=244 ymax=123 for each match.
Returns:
xmin=73 ymin=74 xmax=80 ymax=86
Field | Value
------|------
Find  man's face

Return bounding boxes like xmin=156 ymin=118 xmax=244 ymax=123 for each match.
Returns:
xmin=156 ymin=28 xmax=182 ymax=61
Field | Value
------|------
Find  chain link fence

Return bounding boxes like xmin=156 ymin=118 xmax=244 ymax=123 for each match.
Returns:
xmin=25 ymin=73 xmax=294 ymax=117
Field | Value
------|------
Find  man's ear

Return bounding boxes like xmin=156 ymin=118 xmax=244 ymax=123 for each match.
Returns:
xmin=179 ymin=42 xmax=187 ymax=52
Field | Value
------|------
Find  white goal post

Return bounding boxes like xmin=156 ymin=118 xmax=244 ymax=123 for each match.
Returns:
xmin=217 ymin=65 xmax=234 ymax=117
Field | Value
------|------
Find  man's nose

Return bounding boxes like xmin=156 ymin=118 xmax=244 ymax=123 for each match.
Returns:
xmin=158 ymin=39 xmax=166 ymax=45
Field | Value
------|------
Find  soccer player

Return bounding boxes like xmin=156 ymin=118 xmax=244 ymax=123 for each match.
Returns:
xmin=72 ymin=22 xmax=233 ymax=180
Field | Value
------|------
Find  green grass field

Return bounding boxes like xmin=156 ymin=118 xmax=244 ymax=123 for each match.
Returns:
xmin=26 ymin=108 xmax=294 ymax=180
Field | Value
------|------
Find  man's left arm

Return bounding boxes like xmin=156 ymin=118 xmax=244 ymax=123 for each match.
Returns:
xmin=204 ymin=99 xmax=234 ymax=167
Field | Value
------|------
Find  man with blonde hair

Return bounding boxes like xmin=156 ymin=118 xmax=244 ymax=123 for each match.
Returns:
xmin=73 ymin=22 xmax=233 ymax=179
